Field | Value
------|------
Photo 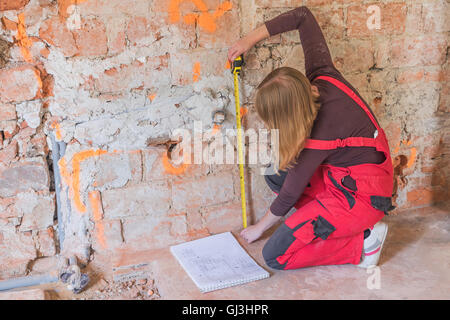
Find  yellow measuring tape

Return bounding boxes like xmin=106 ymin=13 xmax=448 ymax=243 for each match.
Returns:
xmin=232 ymin=55 xmax=247 ymax=229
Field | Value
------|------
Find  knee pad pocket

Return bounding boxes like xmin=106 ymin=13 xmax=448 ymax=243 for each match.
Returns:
xmin=312 ymin=215 xmax=336 ymax=240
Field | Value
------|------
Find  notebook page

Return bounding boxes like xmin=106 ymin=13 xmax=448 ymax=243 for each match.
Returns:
xmin=170 ymin=232 xmax=269 ymax=292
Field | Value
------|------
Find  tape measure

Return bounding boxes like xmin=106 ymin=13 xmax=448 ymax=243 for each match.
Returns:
xmin=231 ymin=55 xmax=247 ymax=229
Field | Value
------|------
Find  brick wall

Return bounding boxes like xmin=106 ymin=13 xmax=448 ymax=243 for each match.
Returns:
xmin=0 ymin=0 xmax=448 ymax=279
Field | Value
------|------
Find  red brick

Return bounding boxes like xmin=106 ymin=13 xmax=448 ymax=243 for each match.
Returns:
xmin=406 ymin=188 xmax=433 ymax=207
xmin=0 ymin=140 xmax=18 ymax=164
xmin=73 ymin=18 xmax=108 ymax=57
xmin=201 ymin=202 xmax=243 ymax=234
xmin=198 ymin=10 xmax=240 ymax=49
xmin=0 ymin=65 xmax=42 ymax=103
xmin=0 ymin=0 xmax=30 ymax=11
xmin=82 ymin=151 xmax=142 ymax=190
xmin=347 ymin=3 xmax=407 ymax=38
xmin=0 ymin=161 xmax=49 ymax=197
xmin=95 ymin=55 xmax=170 ymax=92
xmin=397 ymin=68 xmax=445 ymax=84
xmin=18 ymin=191 xmax=55 ymax=232
xmin=1 ymin=16 xmax=17 ymax=30
xmin=91 ymin=219 xmax=124 ymax=252
xmin=120 ymin=215 xmax=183 ymax=251
xmin=172 ymin=171 xmax=235 ymax=210
xmin=406 ymin=1 xmax=449 ymax=34
xmin=0 ymin=229 xmax=37 ymax=279
xmin=316 ymin=7 xmax=345 ymax=40
xmin=389 ymin=36 xmax=447 ymax=68
xmin=108 ymin=29 xmax=126 ymax=56
xmin=170 ymin=49 xmax=228 ymax=85
xmin=0 ymin=289 xmax=48 ymax=300
xmin=255 ymin=0 xmax=302 ymax=8
xmin=37 ymin=227 xmax=56 ymax=256
xmin=331 ymin=40 xmax=374 ymax=73
xmin=304 ymin=0 xmax=353 ymax=6
xmin=102 ymin=182 xmax=171 ymax=219
xmin=39 ymin=17 xmax=78 ymax=57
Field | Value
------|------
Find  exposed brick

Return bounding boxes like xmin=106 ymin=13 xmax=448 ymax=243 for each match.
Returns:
xmin=39 ymin=17 xmax=78 ymax=57
xmin=82 ymin=151 xmax=142 ymax=191
xmin=331 ymin=40 xmax=375 ymax=73
xmin=347 ymin=3 xmax=407 ymax=38
xmin=201 ymin=202 xmax=243 ymax=234
xmin=388 ymin=36 xmax=448 ymax=68
xmin=172 ymin=171 xmax=235 ymax=210
xmin=73 ymin=18 xmax=108 ymax=57
xmin=37 ymin=227 xmax=56 ymax=256
xmin=0 ymin=161 xmax=49 ymax=197
xmin=95 ymin=55 xmax=170 ymax=93
xmin=255 ymin=0 xmax=302 ymax=8
xmin=0 ymin=103 xmax=17 ymax=122
xmin=0 ymin=229 xmax=37 ymax=279
xmin=92 ymin=219 xmax=124 ymax=252
xmin=17 ymin=191 xmax=55 ymax=232
xmin=0 ymin=0 xmax=30 ymax=11
xmin=406 ymin=188 xmax=437 ymax=207
xmin=0 ymin=140 xmax=18 ymax=164
xmin=310 ymin=7 xmax=345 ymax=40
xmin=1 ymin=16 xmax=17 ymax=31
xmin=0 ymin=289 xmax=48 ymax=300
xmin=121 ymin=215 xmax=184 ymax=251
xmin=0 ymin=197 xmax=18 ymax=219
xmin=170 ymin=49 xmax=228 ymax=85
xmin=198 ymin=10 xmax=240 ymax=49
xmin=102 ymin=182 xmax=171 ymax=219
xmin=0 ymin=66 xmax=42 ymax=104
xmin=406 ymin=0 xmax=450 ymax=34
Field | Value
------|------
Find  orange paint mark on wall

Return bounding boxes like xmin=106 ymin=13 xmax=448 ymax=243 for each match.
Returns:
xmin=212 ymin=124 xmax=221 ymax=134
xmin=240 ymin=107 xmax=248 ymax=118
xmin=392 ymin=140 xmax=416 ymax=169
xmin=192 ymin=62 xmax=201 ymax=82
xmin=59 ymin=149 xmax=108 ymax=214
xmin=162 ymin=153 xmax=188 ymax=175
xmin=148 ymin=93 xmax=157 ymax=102
xmin=89 ymin=191 xmax=107 ymax=249
xmin=72 ymin=149 xmax=108 ymax=213
xmin=16 ymin=13 xmax=33 ymax=63
xmin=50 ymin=121 xmax=63 ymax=141
xmin=406 ymin=147 xmax=417 ymax=168
xmin=168 ymin=0 xmax=233 ymax=33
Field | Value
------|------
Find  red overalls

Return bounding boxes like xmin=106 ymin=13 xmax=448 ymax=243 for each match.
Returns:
xmin=267 ymin=76 xmax=394 ymax=270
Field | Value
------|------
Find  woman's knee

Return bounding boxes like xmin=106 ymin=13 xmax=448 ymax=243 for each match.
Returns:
xmin=262 ymin=223 xmax=296 ymax=270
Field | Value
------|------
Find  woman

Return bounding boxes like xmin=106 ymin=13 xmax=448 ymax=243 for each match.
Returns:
xmin=228 ymin=6 xmax=394 ymax=270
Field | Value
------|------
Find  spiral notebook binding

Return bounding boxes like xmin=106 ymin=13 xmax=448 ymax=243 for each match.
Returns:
xmin=201 ymin=273 xmax=270 ymax=293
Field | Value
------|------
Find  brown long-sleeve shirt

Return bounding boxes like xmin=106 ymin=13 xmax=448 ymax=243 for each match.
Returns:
xmin=265 ymin=7 xmax=386 ymax=216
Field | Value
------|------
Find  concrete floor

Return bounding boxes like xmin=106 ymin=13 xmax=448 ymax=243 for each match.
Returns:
xmin=146 ymin=204 xmax=450 ymax=299
xmin=5 ymin=204 xmax=449 ymax=299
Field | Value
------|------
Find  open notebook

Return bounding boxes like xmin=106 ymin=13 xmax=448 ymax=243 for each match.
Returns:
xmin=170 ymin=232 xmax=270 ymax=293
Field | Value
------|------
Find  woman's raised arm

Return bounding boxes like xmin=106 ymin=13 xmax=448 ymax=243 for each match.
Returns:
xmin=227 ymin=24 xmax=270 ymax=63
xmin=264 ymin=6 xmax=335 ymax=80
xmin=228 ymin=6 xmax=336 ymax=80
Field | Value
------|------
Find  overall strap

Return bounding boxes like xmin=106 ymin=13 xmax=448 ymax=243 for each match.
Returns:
xmin=315 ymin=75 xmax=381 ymax=131
xmin=305 ymin=76 xmax=381 ymax=151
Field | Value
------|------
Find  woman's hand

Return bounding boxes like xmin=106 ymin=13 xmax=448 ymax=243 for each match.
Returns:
xmin=240 ymin=208 xmax=281 ymax=244
xmin=228 ymin=37 xmax=253 ymax=63
xmin=228 ymin=24 xmax=270 ymax=63
xmin=240 ymin=224 xmax=264 ymax=244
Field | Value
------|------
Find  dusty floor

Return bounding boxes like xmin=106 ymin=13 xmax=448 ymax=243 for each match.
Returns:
xmin=145 ymin=204 xmax=450 ymax=300
xmin=5 ymin=204 xmax=449 ymax=300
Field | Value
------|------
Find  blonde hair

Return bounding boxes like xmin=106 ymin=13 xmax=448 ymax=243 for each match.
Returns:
xmin=255 ymin=67 xmax=320 ymax=171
